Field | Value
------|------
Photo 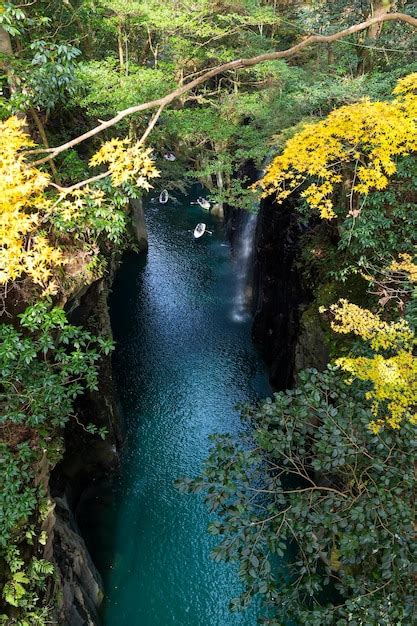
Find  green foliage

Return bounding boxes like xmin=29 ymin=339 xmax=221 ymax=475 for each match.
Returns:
xmin=26 ymin=41 xmax=81 ymax=112
xmin=0 ymin=2 xmax=26 ymax=37
xmin=52 ymin=185 xmax=129 ymax=246
xmin=0 ymin=443 xmax=38 ymax=549
xmin=0 ymin=546 xmax=54 ymax=624
xmin=0 ymin=302 xmax=112 ymax=622
xmin=2 ymin=38 xmax=81 ymax=115
xmin=0 ymin=300 xmax=111 ymax=544
xmin=0 ymin=301 xmax=112 ymax=430
xmin=76 ymin=58 xmax=176 ymax=120
xmin=67 ymin=1 xmax=306 ymax=198
xmin=337 ymin=157 xmax=417 ymax=261
xmin=297 ymin=0 xmax=417 ymax=72
xmin=179 ymin=367 xmax=416 ymax=625
xmin=56 ymin=149 xmax=90 ymax=185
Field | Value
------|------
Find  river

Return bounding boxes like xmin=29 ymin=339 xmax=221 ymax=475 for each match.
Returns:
xmin=87 ymin=193 xmax=271 ymax=625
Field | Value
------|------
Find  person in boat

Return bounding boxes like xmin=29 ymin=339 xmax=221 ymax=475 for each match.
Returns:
xmin=193 ymin=223 xmax=212 ymax=238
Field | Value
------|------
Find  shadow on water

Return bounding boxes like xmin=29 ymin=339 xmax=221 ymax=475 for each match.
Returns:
xmin=83 ymin=192 xmax=274 ymax=625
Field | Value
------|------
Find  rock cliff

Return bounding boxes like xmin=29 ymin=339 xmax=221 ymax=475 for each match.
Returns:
xmin=251 ymin=196 xmax=306 ymax=389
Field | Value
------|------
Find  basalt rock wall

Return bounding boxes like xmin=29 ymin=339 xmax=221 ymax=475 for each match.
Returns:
xmin=251 ymin=196 xmax=309 ymax=390
xmin=50 ymin=203 xmax=149 ymax=625
xmin=50 ymin=273 xmax=122 ymax=626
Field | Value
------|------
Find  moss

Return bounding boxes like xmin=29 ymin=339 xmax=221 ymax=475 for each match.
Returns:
xmin=302 ymin=274 xmax=372 ymax=362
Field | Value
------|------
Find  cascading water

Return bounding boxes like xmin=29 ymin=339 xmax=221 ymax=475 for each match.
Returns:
xmin=230 ymin=154 xmax=276 ymax=324
xmin=231 ymin=210 xmax=258 ymax=322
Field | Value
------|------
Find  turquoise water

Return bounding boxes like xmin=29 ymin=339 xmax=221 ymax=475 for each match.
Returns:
xmin=96 ymin=195 xmax=271 ymax=625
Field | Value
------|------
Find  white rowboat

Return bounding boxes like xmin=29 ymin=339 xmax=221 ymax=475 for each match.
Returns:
xmin=193 ymin=223 xmax=206 ymax=238
xmin=196 ymin=197 xmax=210 ymax=210
xmin=159 ymin=189 xmax=169 ymax=204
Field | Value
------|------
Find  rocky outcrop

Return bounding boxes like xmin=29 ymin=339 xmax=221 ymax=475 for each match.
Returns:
xmin=130 ymin=198 xmax=148 ymax=252
xmin=251 ymin=196 xmax=308 ymax=389
xmin=294 ymin=304 xmax=330 ymax=376
xmin=50 ymin=270 xmax=123 ymax=625
xmin=66 ymin=275 xmax=123 ymax=447
xmin=250 ymin=192 xmax=334 ymax=388
xmin=54 ymin=497 xmax=104 ymax=626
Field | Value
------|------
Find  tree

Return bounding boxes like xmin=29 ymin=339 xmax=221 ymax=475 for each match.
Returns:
xmin=258 ymin=73 xmax=417 ymax=219
xmin=0 ymin=302 xmax=113 ymax=623
xmin=179 ymin=367 xmax=416 ymax=625
xmin=29 ymin=12 xmax=417 ymax=165
xmin=0 ymin=117 xmax=159 ymax=299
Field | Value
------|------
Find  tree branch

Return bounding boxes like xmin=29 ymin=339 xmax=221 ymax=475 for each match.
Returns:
xmin=30 ymin=12 xmax=417 ymax=165
xmin=49 ymin=170 xmax=110 ymax=193
xmin=138 ymin=104 xmax=164 ymax=145
xmin=281 ymin=486 xmax=348 ymax=499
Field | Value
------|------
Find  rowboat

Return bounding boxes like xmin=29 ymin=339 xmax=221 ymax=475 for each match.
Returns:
xmin=196 ymin=197 xmax=210 ymax=210
xmin=193 ymin=223 xmax=206 ymax=238
xmin=159 ymin=189 xmax=169 ymax=204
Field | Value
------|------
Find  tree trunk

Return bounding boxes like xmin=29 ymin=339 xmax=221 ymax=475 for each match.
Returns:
xmin=327 ymin=43 xmax=335 ymax=66
xmin=62 ymin=0 xmax=92 ymax=56
xmin=117 ymin=23 xmax=124 ymax=73
xmin=30 ymin=108 xmax=60 ymax=183
xmin=212 ymin=170 xmax=224 ymax=218
xmin=0 ymin=25 xmax=13 ymax=57
xmin=0 ymin=26 xmax=28 ymax=129
xmin=357 ymin=0 xmax=392 ymax=73
xmin=369 ymin=0 xmax=392 ymax=39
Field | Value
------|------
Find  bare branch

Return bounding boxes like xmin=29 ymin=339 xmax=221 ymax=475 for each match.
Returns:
xmin=138 ymin=104 xmax=164 ymax=146
xmin=30 ymin=13 xmax=417 ymax=166
xmin=50 ymin=170 xmax=110 ymax=193
xmin=281 ymin=486 xmax=348 ymax=499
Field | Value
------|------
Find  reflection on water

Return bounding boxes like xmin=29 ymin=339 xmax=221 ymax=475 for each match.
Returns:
xmin=86 ymin=194 xmax=271 ymax=625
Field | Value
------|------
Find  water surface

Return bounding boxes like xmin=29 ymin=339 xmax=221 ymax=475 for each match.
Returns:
xmin=93 ymin=194 xmax=271 ymax=625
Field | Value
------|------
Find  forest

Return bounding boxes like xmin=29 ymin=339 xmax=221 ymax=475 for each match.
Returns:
xmin=0 ymin=1 xmax=416 ymax=625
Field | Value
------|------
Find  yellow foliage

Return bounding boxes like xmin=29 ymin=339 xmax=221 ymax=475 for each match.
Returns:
xmin=389 ymin=253 xmax=417 ymax=283
xmin=0 ymin=117 xmax=63 ymax=290
xmin=90 ymin=138 xmax=160 ymax=188
xmin=338 ymin=352 xmax=417 ymax=431
xmin=328 ymin=299 xmax=414 ymax=351
xmin=327 ymin=299 xmax=417 ymax=432
xmin=0 ymin=119 xmax=160 ymax=295
xmin=329 ymin=548 xmax=341 ymax=572
xmin=258 ymin=73 xmax=417 ymax=219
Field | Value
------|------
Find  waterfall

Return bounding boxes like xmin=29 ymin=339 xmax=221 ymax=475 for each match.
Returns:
xmin=231 ymin=210 xmax=258 ymax=322
xmin=230 ymin=155 xmax=273 ymax=323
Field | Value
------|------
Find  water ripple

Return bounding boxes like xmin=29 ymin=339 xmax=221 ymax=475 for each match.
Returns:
xmin=88 ymin=196 xmax=271 ymax=626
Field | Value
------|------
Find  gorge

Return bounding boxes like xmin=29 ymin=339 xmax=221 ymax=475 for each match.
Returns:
xmin=1 ymin=4 xmax=416 ymax=625
xmin=78 ymin=193 xmax=274 ymax=625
